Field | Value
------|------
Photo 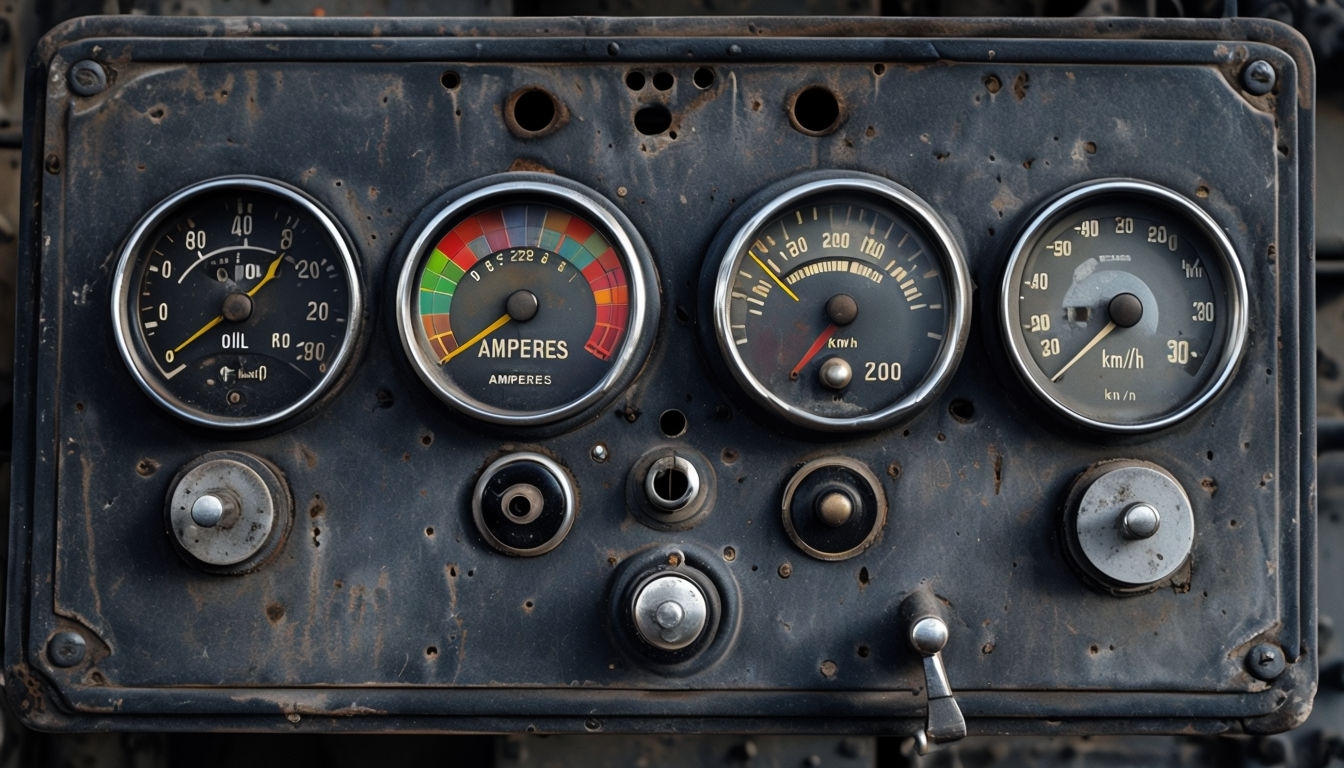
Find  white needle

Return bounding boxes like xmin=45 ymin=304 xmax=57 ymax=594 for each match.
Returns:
xmin=1050 ymin=320 xmax=1117 ymax=383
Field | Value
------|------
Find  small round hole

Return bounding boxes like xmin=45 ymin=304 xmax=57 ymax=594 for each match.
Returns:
xmin=949 ymin=398 xmax=975 ymax=423
xmin=440 ymin=70 xmax=460 ymax=90
xmin=507 ymin=87 xmax=565 ymax=136
xmin=791 ymin=86 xmax=842 ymax=135
xmin=693 ymin=67 xmax=715 ymax=89
xmin=634 ymin=104 xmax=673 ymax=136
xmin=659 ymin=409 xmax=688 ymax=437
xmin=625 ymin=71 xmax=646 ymax=91
xmin=652 ymin=71 xmax=674 ymax=91
xmin=873 ymin=63 xmax=886 ymax=76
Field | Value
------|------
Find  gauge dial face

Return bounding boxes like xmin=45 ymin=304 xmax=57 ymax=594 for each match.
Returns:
xmin=1000 ymin=179 xmax=1248 ymax=432
xmin=112 ymin=177 xmax=362 ymax=429
xmin=709 ymin=174 xmax=971 ymax=431
xmin=396 ymin=177 xmax=655 ymax=425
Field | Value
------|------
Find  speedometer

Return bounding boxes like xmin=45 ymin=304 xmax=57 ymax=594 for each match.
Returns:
xmin=1000 ymin=179 xmax=1248 ymax=432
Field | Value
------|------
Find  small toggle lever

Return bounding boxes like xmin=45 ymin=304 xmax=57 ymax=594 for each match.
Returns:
xmin=901 ymin=590 xmax=966 ymax=753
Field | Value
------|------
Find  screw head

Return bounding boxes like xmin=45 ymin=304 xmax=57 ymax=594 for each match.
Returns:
xmin=1242 ymin=60 xmax=1276 ymax=96
xmin=1247 ymin=642 xmax=1286 ymax=680
xmin=47 ymin=631 xmax=87 ymax=668
xmin=68 ymin=60 xmax=108 ymax=97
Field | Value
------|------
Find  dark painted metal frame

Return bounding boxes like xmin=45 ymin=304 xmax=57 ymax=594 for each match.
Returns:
xmin=5 ymin=15 xmax=1314 ymax=735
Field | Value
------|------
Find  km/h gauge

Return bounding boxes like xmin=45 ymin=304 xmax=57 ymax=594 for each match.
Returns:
xmin=111 ymin=176 xmax=363 ymax=429
xmin=1000 ymin=179 xmax=1248 ymax=432
xmin=705 ymin=172 xmax=971 ymax=432
xmin=396 ymin=175 xmax=657 ymax=426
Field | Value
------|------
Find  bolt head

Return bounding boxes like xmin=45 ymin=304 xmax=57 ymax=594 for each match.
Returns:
xmin=1247 ymin=642 xmax=1287 ymax=680
xmin=68 ymin=60 xmax=108 ymax=97
xmin=1242 ymin=60 xmax=1276 ymax=96
xmin=47 ymin=631 xmax=87 ymax=668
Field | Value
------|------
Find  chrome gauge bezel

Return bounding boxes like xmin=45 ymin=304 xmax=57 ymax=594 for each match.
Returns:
xmin=999 ymin=178 xmax=1249 ymax=433
xmin=110 ymin=175 xmax=364 ymax=430
xmin=394 ymin=175 xmax=657 ymax=427
xmin=708 ymin=173 xmax=973 ymax=432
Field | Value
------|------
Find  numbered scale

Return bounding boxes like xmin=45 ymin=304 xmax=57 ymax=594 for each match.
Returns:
xmin=111 ymin=176 xmax=363 ymax=429
xmin=1000 ymin=179 xmax=1248 ymax=432
xmin=704 ymin=172 xmax=971 ymax=431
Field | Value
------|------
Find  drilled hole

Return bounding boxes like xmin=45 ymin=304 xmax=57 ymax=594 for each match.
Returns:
xmin=659 ymin=409 xmax=688 ymax=438
xmin=440 ymin=70 xmax=460 ymax=90
xmin=508 ymin=88 xmax=563 ymax=136
xmin=949 ymin=399 xmax=975 ymax=423
xmin=652 ymin=71 xmax=674 ymax=91
xmin=693 ymin=67 xmax=715 ymax=89
xmin=625 ymin=70 xmax=646 ymax=91
xmin=791 ymin=86 xmax=842 ymax=135
xmin=634 ymin=104 xmax=673 ymax=136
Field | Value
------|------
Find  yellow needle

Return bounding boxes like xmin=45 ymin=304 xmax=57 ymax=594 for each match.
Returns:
xmin=1050 ymin=320 xmax=1117 ymax=383
xmin=246 ymin=253 xmax=286 ymax=297
xmin=441 ymin=313 xmax=511 ymax=364
xmin=749 ymin=252 xmax=799 ymax=302
xmin=173 ymin=315 xmax=223 ymax=353
xmin=172 ymin=253 xmax=286 ymax=354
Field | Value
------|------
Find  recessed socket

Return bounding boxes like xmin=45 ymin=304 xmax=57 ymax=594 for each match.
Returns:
xmin=629 ymin=447 xmax=714 ymax=530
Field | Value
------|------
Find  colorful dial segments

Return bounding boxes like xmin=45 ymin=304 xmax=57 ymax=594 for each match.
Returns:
xmin=395 ymin=176 xmax=655 ymax=427
xmin=416 ymin=204 xmax=630 ymax=365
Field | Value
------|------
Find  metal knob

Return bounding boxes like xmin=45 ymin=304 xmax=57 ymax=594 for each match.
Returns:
xmin=632 ymin=574 xmax=708 ymax=651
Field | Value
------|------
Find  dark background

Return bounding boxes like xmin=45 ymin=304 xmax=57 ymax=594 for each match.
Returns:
xmin=0 ymin=0 xmax=1339 ymax=765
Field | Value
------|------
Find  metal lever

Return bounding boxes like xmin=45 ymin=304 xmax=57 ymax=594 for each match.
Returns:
xmin=903 ymin=593 xmax=966 ymax=753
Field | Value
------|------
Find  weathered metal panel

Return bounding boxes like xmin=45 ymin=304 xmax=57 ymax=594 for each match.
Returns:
xmin=4 ymin=15 xmax=1314 ymax=735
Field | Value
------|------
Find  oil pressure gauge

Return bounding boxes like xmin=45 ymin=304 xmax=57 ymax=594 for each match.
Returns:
xmin=705 ymin=172 xmax=971 ymax=431
xmin=395 ymin=174 xmax=657 ymax=426
xmin=1000 ymin=179 xmax=1248 ymax=432
xmin=111 ymin=176 xmax=363 ymax=429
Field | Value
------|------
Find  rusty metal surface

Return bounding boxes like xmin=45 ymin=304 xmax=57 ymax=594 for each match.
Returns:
xmin=3 ymin=15 xmax=1313 ymax=735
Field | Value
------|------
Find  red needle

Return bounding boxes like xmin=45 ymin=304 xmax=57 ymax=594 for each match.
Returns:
xmin=790 ymin=324 xmax=838 ymax=381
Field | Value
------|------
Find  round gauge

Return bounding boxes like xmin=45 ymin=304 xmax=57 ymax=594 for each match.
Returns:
xmin=111 ymin=176 xmax=363 ymax=429
xmin=1000 ymin=179 xmax=1248 ymax=432
xmin=706 ymin=172 xmax=971 ymax=431
xmin=395 ymin=175 xmax=657 ymax=426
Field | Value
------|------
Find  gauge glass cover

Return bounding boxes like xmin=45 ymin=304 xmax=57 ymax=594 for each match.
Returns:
xmin=396 ymin=177 xmax=654 ymax=425
xmin=1000 ymin=179 xmax=1248 ymax=431
xmin=111 ymin=176 xmax=362 ymax=429
xmin=709 ymin=174 xmax=971 ymax=431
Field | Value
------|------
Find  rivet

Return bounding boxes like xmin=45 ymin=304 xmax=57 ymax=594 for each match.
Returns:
xmin=68 ymin=60 xmax=108 ymax=97
xmin=1242 ymin=60 xmax=1276 ymax=96
xmin=1247 ymin=642 xmax=1286 ymax=680
xmin=47 ymin=631 xmax=87 ymax=668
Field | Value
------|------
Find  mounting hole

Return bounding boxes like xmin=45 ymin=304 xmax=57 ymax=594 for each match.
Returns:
xmin=652 ymin=71 xmax=675 ymax=91
xmin=659 ymin=409 xmax=688 ymax=438
xmin=693 ymin=67 xmax=715 ymax=89
xmin=440 ymin=70 xmax=461 ymax=90
xmin=625 ymin=70 xmax=646 ymax=91
xmin=634 ymin=104 xmax=673 ymax=136
xmin=790 ymin=86 xmax=843 ymax=136
xmin=949 ymin=398 xmax=976 ymax=423
xmin=506 ymin=87 xmax=566 ymax=137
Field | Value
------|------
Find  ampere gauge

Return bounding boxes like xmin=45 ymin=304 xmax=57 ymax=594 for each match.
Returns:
xmin=395 ymin=174 xmax=657 ymax=426
xmin=1000 ymin=179 xmax=1248 ymax=432
xmin=704 ymin=172 xmax=971 ymax=431
xmin=111 ymin=176 xmax=363 ymax=429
